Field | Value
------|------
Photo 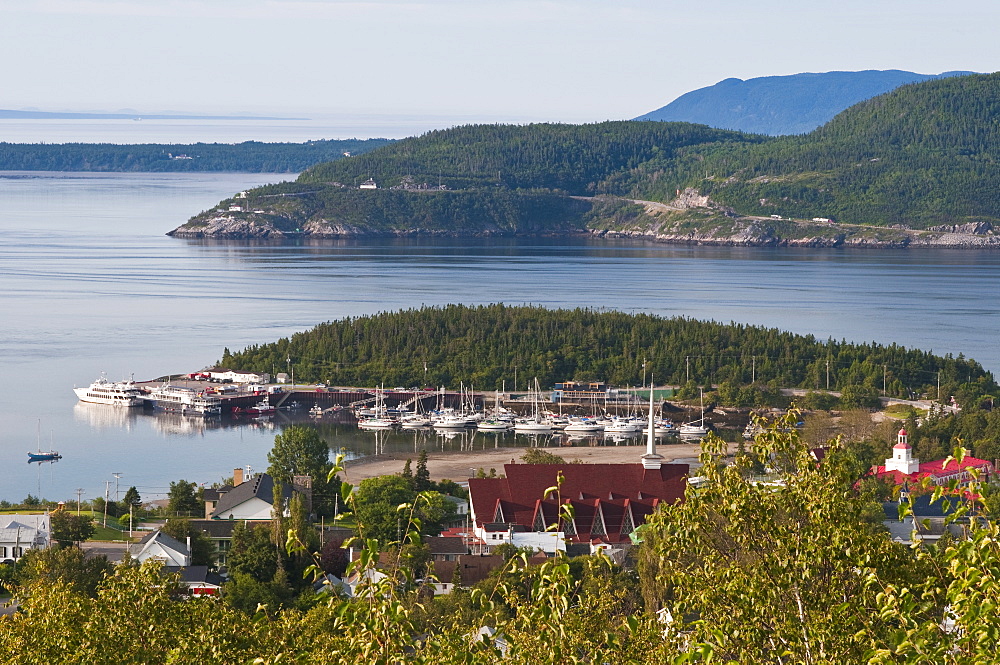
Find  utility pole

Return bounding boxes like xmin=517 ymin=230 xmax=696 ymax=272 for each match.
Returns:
xmin=75 ymin=488 xmax=84 ymax=515
xmin=826 ymin=359 xmax=830 ymax=390
xmin=642 ymin=358 xmax=647 ymax=391
xmin=113 ymin=472 xmax=122 ymax=504
xmin=883 ymin=364 xmax=887 ymax=396
xmin=938 ymin=371 xmax=941 ymax=400
xmin=686 ymin=356 xmax=690 ymax=384
xmin=752 ymin=356 xmax=756 ymax=384
xmin=103 ymin=480 xmax=110 ymax=527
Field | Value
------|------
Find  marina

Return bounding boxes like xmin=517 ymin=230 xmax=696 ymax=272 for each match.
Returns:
xmin=6 ymin=171 xmax=1000 ymax=503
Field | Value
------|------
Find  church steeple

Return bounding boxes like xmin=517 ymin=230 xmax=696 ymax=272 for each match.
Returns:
xmin=885 ymin=427 xmax=920 ymax=474
xmin=641 ymin=380 xmax=664 ymax=470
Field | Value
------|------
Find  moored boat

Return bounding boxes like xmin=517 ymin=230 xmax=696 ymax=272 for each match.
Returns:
xmin=73 ymin=374 xmax=144 ymax=407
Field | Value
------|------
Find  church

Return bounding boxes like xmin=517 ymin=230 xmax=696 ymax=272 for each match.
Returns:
xmin=870 ymin=427 xmax=993 ymax=487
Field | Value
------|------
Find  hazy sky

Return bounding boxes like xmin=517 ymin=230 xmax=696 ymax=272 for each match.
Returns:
xmin=2 ymin=0 xmax=998 ymax=122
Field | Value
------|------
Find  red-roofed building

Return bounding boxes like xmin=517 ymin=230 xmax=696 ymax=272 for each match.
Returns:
xmin=468 ymin=458 xmax=688 ymax=553
xmin=870 ymin=428 xmax=994 ymax=487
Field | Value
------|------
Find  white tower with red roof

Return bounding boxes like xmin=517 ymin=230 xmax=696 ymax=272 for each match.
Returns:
xmin=885 ymin=427 xmax=920 ymax=474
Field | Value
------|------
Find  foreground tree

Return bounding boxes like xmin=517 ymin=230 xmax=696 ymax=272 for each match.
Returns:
xmin=638 ymin=411 xmax=934 ymax=662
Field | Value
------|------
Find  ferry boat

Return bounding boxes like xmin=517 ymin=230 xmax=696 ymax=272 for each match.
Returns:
xmin=143 ymin=385 xmax=222 ymax=416
xmin=73 ymin=374 xmax=144 ymax=407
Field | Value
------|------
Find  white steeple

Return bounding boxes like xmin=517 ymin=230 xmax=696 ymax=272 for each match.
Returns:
xmin=884 ymin=427 xmax=920 ymax=474
xmin=641 ymin=380 xmax=664 ymax=470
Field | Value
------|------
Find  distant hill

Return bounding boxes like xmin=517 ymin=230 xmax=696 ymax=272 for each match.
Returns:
xmin=634 ymin=70 xmax=978 ymax=135
xmin=0 ymin=139 xmax=392 ymax=172
xmin=174 ymin=72 xmax=1000 ymax=244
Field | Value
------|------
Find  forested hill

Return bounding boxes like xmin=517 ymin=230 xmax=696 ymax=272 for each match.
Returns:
xmin=219 ymin=304 xmax=994 ymax=402
xmin=177 ymin=73 xmax=1000 ymax=240
xmin=634 ymin=70 xmax=975 ymax=135
xmin=684 ymin=73 xmax=1000 ymax=227
xmin=298 ymin=122 xmax=757 ymax=193
xmin=0 ymin=138 xmax=391 ymax=172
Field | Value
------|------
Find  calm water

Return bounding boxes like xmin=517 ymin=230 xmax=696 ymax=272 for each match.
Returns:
xmin=2 ymin=170 xmax=1000 ymax=503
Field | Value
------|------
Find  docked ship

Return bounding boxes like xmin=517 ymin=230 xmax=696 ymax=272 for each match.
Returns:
xmin=73 ymin=374 xmax=144 ymax=407
xmin=143 ymin=384 xmax=223 ymax=416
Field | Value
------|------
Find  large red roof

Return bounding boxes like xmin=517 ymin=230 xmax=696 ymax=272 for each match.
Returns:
xmin=871 ymin=455 xmax=993 ymax=485
xmin=468 ymin=462 xmax=688 ymax=544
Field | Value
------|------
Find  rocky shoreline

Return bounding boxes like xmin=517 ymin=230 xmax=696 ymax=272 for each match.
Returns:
xmin=168 ymin=212 xmax=1000 ymax=249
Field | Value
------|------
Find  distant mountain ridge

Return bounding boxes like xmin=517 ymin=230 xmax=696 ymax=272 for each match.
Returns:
xmin=174 ymin=72 xmax=1000 ymax=247
xmin=634 ymin=70 xmax=978 ymax=135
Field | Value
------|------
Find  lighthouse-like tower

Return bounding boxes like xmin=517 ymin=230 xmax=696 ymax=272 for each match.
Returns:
xmin=884 ymin=428 xmax=920 ymax=474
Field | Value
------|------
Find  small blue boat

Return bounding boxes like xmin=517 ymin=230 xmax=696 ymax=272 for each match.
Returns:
xmin=27 ymin=451 xmax=62 ymax=462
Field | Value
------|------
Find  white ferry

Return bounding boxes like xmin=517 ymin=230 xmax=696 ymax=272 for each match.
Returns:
xmin=73 ymin=374 xmax=144 ymax=407
xmin=143 ymin=385 xmax=222 ymax=416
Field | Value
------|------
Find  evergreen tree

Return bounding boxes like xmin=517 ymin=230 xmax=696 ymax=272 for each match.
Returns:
xmin=414 ymin=450 xmax=431 ymax=492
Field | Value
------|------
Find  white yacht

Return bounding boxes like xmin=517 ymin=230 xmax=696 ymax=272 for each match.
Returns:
xmin=563 ymin=418 xmax=604 ymax=434
xmin=73 ymin=374 xmax=144 ymax=407
xmin=143 ymin=385 xmax=222 ymax=416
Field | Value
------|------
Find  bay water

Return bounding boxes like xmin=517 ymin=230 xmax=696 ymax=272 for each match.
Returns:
xmin=2 ymin=169 xmax=1000 ymax=504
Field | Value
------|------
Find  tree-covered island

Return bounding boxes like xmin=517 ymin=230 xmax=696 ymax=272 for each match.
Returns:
xmin=172 ymin=73 xmax=1000 ymax=247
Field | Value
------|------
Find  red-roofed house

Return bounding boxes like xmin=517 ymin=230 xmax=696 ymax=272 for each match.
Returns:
xmin=870 ymin=428 xmax=994 ymax=487
xmin=468 ymin=456 xmax=687 ymax=554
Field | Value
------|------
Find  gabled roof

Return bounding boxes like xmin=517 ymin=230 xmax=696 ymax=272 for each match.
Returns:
xmin=425 ymin=535 xmax=470 ymax=556
xmin=469 ymin=462 xmax=687 ymax=544
xmin=871 ymin=455 xmax=993 ymax=485
xmin=210 ymin=473 xmax=291 ymax=518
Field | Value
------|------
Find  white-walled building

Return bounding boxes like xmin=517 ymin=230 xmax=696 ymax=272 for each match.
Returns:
xmin=0 ymin=515 xmax=50 ymax=563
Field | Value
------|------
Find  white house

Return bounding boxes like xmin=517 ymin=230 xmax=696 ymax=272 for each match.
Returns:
xmin=0 ymin=515 xmax=50 ymax=563
xmin=209 ymin=472 xmax=291 ymax=520
xmin=134 ymin=530 xmax=191 ymax=567
xmin=205 ymin=368 xmax=270 ymax=384
xmin=359 ymin=178 xmax=378 ymax=190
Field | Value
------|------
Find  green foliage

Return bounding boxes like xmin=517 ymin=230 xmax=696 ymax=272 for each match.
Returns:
xmin=681 ymin=73 xmax=1000 ymax=228
xmin=414 ymin=449 xmax=431 ymax=492
xmin=166 ymin=479 xmax=202 ymax=517
xmin=637 ymin=413 xmax=929 ymax=661
xmin=267 ymin=425 xmax=340 ymax=517
xmin=299 ymin=121 xmax=752 ymax=194
xmin=220 ymin=304 xmax=994 ymax=402
xmin=839 ymin=383 xmax=881 ymax=409
xmin=226 ymin=522 xmax=279 ymax=582
xmin=520 ymin=448 xmax=567 ymax=464
xmin=0 ymin=138 xmax=390 ymax=172
xmin=13 ymin=546 xmax=113 ymax=597
xmin=49 ymin=511 xmax=95 ymax=547
xmin=351 ymin=475 xmax=457 ymax=543
xmin=122 ymin=486 xmax=141 ymax=508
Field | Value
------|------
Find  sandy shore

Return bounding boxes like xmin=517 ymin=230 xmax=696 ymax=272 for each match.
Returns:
xmin=340 ymin=441 xmax=736 ymax=484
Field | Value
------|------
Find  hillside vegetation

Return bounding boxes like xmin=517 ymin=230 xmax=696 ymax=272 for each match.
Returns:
xmin=178 ymin=73 xmax=1000 ymax=237
xmin=219 ymin=304 xmax=994 ymax=402
xmin=0 ymin=138 xmax=391 ymax=172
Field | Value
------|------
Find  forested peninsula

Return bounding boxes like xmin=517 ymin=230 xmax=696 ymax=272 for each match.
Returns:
xmin=0 ymin=138 xmax=391 ymax=172
xmin=219 ymin=304 xmax=995 ymax=406
xmin=172 ymin=73 xmax=1000 ymax=247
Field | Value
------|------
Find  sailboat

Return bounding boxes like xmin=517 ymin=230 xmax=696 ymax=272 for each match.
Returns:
xmin=513 ymin=378 xmax=553 ymax=434
xmin=27 ymin=423 xmax=62 ymax=462
xmin=679 ymin=387 xmax=709 ymax=437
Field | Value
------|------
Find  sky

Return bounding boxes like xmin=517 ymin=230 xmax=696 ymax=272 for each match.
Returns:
xmin=1 ymin=0 xmax=999 ymax=124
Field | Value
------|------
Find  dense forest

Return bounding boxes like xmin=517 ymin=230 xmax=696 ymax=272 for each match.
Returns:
xmin=0 ymin=138 xmax=391 ymax=172
xmin=219 ymin=304 xmax=995 ymax=403
xmin=299 ymin=122 xmax=757 ymax=193
xmin=187 ymin=73 xmax=1000 ymax=236
xmin=686 ymin=73 xmax=1000 ymax=227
